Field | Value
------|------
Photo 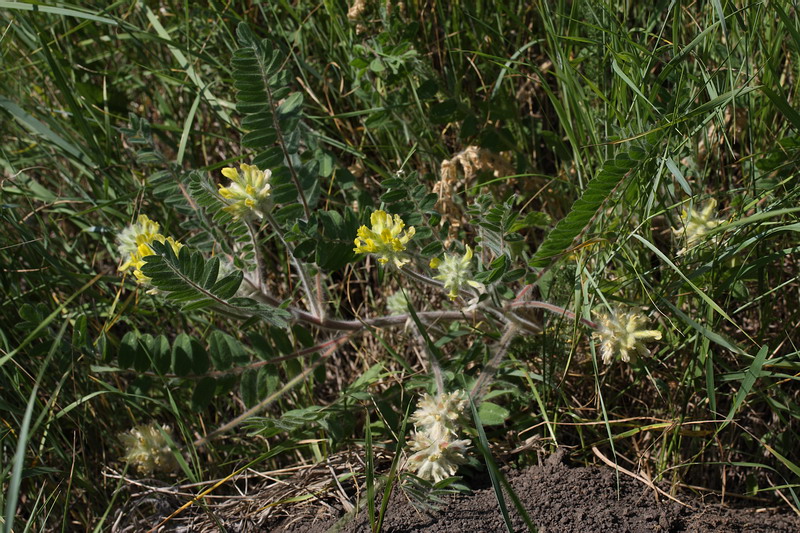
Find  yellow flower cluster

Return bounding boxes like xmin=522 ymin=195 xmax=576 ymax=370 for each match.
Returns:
xmin=429 ymin=244 xmax=483 ymax=300
xmin=592 ymin=308 xmax=661 ymax=364
xmin=353 ymin=210 xmax=415 ymax=268
xmin=218 ymin=163 xmax=272 ymax=219
xmin=117 ymin=214 xmax=183 ymax=284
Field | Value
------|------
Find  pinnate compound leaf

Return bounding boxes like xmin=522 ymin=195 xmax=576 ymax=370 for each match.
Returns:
xmin=140 ymin=241 xmax=290 ymax=327
xmin=529 ymin=152 xmax=642 ymax=267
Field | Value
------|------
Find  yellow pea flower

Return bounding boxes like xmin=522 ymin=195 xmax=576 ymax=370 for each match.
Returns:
xmin=117 ymin=214 xmax=161 ymax=266
xmin=353 ymin=210 xmax=415 ymax=268
xmin=218 ymin=163 xmax=272 ymax=219
xmin=674 ymin=199 xmax=722 ymax=254
xmin=120 ymin=424 xmax=178 ymax=475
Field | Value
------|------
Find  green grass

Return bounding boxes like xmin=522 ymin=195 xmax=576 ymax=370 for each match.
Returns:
xmin=2 ymin=1 xmax=800 ymax=530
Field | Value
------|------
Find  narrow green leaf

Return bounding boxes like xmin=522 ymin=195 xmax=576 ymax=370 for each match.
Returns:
xmin=470 ymin=397 xmax=514 ymax=533
xmin=0 ymin=1 xmax=117 ymax=23
xmin=4 ymin=322 xmax=67 ymax=533
xmin=762 ymin=86 xmax=800 ymax=133
xmin=0 ymin=96 xmax=93 ymax=166
xmin=724 ymin=345 xmax=769 ymax=427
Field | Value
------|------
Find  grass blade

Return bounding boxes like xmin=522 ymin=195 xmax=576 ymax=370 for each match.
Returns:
xmin=365 ymin=414 xmax=376 ymax=531
xmin=469 ymin=396 xmax=514 ymax=533
xmin=3 ymin=321 xmax=68 ymax=533
xmin=724 ymin=344 xmax=769 ymax=427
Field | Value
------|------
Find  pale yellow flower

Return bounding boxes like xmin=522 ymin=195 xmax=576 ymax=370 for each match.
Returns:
xmin=674 ymin=199 xmax=722 ymax=254
xmin=353 ymin=210 xmax=415 ymax=268
xmin=118 ymin=215 xmax=183 ymax=285
xmin=406 ymin=432 xmax=470 ymax=482
xmin=429 ymin=245 xmax=484 ymax=299
xmin=411 ymin=391 xmax=468 ymax=441
xmin=592 ymin=308 xmax=661 ymax=364
xmin=120 ymin=424 xmax=178 ymax=475
xmin=218 ymin=163 xmax=272 ymax=219
xmin=117 ymin=214 xmax=161 ymax=262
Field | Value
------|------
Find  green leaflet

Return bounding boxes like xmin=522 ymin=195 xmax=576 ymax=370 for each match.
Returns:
xmin=529 ymin=150 xmax=644 ymax=267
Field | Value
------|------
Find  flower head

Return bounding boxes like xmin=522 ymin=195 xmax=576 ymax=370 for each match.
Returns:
xmin=411 ymin=390 xmax=468 ymax=441
xmin=353 ymin=210 xmax=415 ymax=268
xmin=218 ymin=163 xmax=272 ymax=219
xmin=429 ymin=245 xmax=484 ymax=300
xmin=117 ymin=214 xmax=161 ymax=260
xmin=120 ymin=424 xmax=178 ymax=475
xmin=592 ymin=308 xmax=662 ymax=364
xmin=387 ymin=291 xmax=410 ymax=315
xmin=117 ymin=216 xmax=182 ymax=285
xmin=673 ymin=199 xmax=722 ymax=254
xmin=406 ymin=432 xmax=470 ymax=482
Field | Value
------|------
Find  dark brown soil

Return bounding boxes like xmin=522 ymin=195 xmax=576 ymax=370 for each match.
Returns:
xmin=274 ymin=452 xmax=800 ymax=533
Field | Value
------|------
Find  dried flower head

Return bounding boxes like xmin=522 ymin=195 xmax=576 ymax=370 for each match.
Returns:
xmin=353 ymin=210 xmax=415 ymax=268
xmin=347 ymin=0 xmax=367 ymax=20
xmin=673 ymin=199 xmax=722 ymax=254
xmin=429 ymin=245 xmax=484 ymax=300
xmin=411 ymin=391 xmax=468 ymax=441
xmin=120 ymin=424 xmax=178 ymax=475
xmin=435 ymin=146 xmax=514 ymax=240
xmin=218 ymin=163 xmax=272 ymax=219
xmin=592 ymin=308 xmax=662 ymax=364
xmin=117 ymin=216 xmax=183 ymax=284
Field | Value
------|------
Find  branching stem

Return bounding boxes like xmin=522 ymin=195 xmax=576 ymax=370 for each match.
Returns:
xmin=265 ymin=213 xmax=325 ymax=319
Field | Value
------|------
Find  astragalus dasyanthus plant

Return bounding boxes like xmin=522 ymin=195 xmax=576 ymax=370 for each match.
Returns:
xmin=112 ymin=24 xmax=669 ymax=488
xmin=6 ymin=2 xmax=800 ymax=531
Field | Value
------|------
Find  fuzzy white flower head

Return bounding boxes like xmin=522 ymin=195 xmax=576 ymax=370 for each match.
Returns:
xmin=406 ymin=432 xmax=470 ymax=482
xmin=429 ymin=245 xmax=484 ymax=300
xmin=117 ymin=214 xmax=161 ymax=260
xmin=673 ymin=198 xmax=722 ymax=254
xmin=411 ymin=390 xmax=468 ymax=441
xmin=218 ymin=163 xmax=272 ymax=220
xmin=387 ymin=291 xmax=410 ymax=315
xmin=120 ymin=424 xmax=178 ymax=475
xmin=592 ymin=308 xmax=662 ymax=364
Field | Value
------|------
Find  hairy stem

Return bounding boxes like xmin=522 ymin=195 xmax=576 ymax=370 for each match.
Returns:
xmin=506 ymin=300 xmax=597 ymax=329
xmin=470 ymin=324 xmax=518 ymax=400
xmin=245 ymin=220 xmax=264 ymax=291
xmin=265 ymin=213 xmax=325 ymax=319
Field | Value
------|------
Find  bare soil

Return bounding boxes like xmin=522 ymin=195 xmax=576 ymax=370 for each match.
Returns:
xmin=273 ymin=452 xmax=800 ymax=533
